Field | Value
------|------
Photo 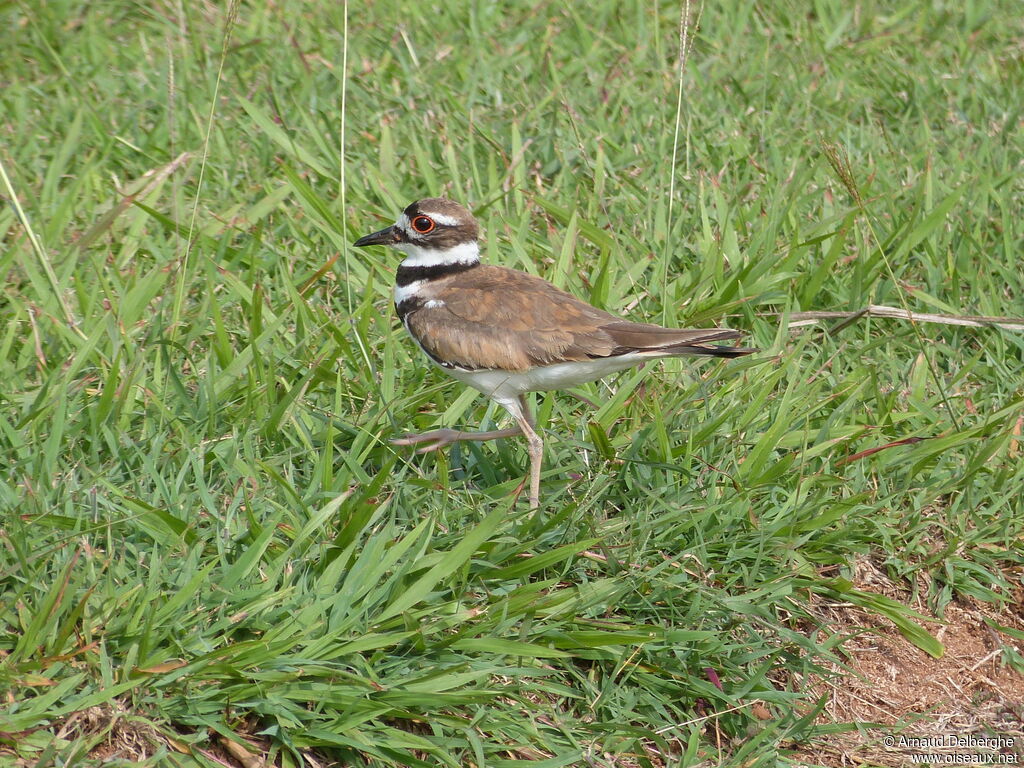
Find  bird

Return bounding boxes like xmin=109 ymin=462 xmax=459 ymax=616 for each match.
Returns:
xmin=353 ymin=198 xmax=757 ymax=508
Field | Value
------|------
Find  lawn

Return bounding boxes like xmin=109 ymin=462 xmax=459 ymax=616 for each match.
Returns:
xmin=2 ymin=0 xmax=1022 ymax=765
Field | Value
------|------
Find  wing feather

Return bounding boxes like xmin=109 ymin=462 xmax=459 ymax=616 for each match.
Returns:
xmin=405 ymin=265 xmax=752 ymax=371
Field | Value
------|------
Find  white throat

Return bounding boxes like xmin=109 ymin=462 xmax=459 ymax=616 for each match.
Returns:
xmin=395 ymin=240 xmax=480 ymax=268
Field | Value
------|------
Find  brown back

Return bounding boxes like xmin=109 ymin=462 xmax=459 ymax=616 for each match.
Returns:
xmin=405 ymin=266 xmax=746 ymax=371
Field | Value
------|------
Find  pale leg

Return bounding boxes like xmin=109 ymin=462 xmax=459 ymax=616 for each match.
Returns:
xmin=500 ymin=396 xmax=543 ymax=509
xmin=393 ymin=395 xmax=543 ymax=508
xmin=392 ymin=426 xmax=523 ymax=453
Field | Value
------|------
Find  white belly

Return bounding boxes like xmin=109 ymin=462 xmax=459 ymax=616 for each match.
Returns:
xmin=441 ymin=355 xmax=649 ymax=405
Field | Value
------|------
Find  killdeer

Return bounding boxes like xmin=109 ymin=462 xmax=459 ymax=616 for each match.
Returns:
xmin=354 ymin=198 xmax=756 ymax=508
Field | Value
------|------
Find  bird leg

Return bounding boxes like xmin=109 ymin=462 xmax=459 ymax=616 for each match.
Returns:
xmin=392 ymin=395 xmax=535 ymax=454
xmin=394 ymin=395 xmax=543 ymax=509
xmin=392 ymin=425 xmax=524 ymax=453
xmin=496 ymin=395 xmax=542 ymax=509
xmin=509 ymin=408 xmax=543 ymax=509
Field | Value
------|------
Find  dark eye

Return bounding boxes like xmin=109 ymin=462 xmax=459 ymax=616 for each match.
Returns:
xmin=411 ymin=216 xmax=435 ymax=233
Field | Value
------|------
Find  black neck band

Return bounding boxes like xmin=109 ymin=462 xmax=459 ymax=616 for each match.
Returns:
xmin=395 ymin=260 xmax=480 ymax=287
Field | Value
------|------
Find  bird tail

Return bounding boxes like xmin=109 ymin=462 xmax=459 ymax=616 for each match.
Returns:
xmin=599 ymin=321 xmax=758 ymax=359
xmin=661 ymin=343 xmax=759 ymax=358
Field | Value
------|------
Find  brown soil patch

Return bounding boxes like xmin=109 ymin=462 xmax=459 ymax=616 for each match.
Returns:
xmin=5 ymin=558 xmax=1020 ymax=767
xmin=0 ymin=705 xmax=326 ymax=768
xmin=790 ymin=558 xmax=1024 ymax=767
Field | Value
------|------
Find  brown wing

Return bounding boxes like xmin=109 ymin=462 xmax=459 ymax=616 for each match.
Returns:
xmin=406 ymin=265 xmax=751 ymax=371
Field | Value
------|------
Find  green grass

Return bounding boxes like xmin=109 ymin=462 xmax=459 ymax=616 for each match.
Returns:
xmin=2 ymin=0 xmax=1023 ymax=765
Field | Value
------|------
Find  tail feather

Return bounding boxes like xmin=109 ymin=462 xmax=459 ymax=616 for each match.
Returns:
xmin=598 ymin=320 xmax=757 ymax=359
xmin=660 ymin=344 xmax=759 ymax=358
xmin=601 ymin=321 xmax=742 ymax=349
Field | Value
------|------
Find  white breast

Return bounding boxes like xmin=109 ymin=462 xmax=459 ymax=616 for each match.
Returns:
xmin=394 ymin=280 xmax=426 ymax=305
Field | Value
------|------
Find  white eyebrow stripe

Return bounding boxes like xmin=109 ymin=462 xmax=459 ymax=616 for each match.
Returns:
xmin=425 ymin=212 xmax=462 ymax=227
xmin=398 ymin=210 xmax=465 ymax=238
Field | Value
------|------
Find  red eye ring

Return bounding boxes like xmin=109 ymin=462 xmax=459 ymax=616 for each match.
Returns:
xmin=411 ymin=215 xmax=435 ymax=234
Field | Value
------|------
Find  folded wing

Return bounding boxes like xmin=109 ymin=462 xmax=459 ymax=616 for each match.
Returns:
xmin=405 ymin=265 xmax=755 ymax=371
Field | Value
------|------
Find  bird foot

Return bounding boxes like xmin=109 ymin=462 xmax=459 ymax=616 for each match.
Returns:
xmin=391 ymin=429 xmax=468 ymax=453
